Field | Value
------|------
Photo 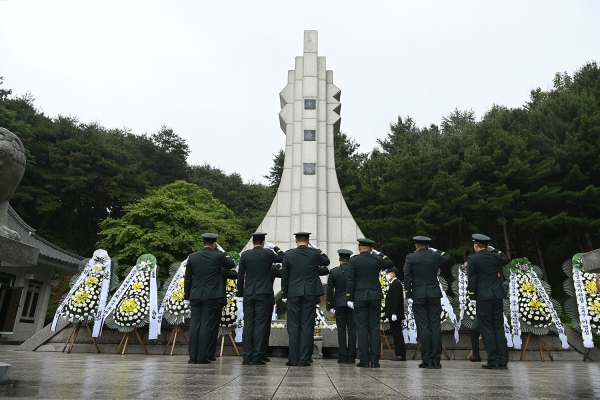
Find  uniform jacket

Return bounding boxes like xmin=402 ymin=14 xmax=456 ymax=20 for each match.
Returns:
xmin=346 ymin=252 xmax=394 ymax=302
xmin=281 ymin=245 xmax=330 ymax=299
xmin=218 ymin=268 xmax=238 ymax=305
xmin=184 ymin=247 xmax=236 ymax=301
xmin=269 ymin=263 xmax=283 ymax=305
xmin=403 ymin=248 xmax=453 ymax=299
xmin=467 ymin=249 xmax=510 ymax=301
xmin=237 ymin=246 xmax=284 ymax=298
xmin=385 ymin=278 xmax=405 ymax=319
xmin=326 ymin=263 xmax=351 ymax=309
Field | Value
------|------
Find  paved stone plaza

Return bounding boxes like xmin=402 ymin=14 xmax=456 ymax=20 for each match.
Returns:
xmin=1 ymin=346 xmax=600 ymax=399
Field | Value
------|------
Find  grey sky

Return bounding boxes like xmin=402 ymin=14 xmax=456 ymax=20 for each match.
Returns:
xmin=1 ymin=1 xmax=599 ymax=184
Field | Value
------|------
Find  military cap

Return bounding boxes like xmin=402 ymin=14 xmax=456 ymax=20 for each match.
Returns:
xmin=201 ymin=233 xmax=219 ymax=240
xmin=337 ymin=249 xmax=353 ymax=256
xmin=472 ymin=233 xmax=491 ymax=244
xmin=357 ymin=238 xmax=376 ymax=246
xmin=294 ymin=231 xmax=311 ymax=238
xmin=386 ymin=267 xmax=399 ymax=275
xmin=250 ymin=232 xmax=267 ymax=237
xmin=413 ymin=235 xmax=432 ymax=244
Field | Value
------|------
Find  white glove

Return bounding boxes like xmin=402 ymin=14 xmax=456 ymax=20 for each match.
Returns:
xmin=238 ymin=297 xmax=243 ymax=302
xmin=347 ymin=301 xmax=354 ymax=309
xmin=216 ymin=243 xmax=226 ymax=253
xmin=429 ymin=247 xmax=438 ymax=252
xmin=407 ymin=298 xmax=413 ymax=306
xmin=309 ymin=243 xmax=320 ymax=250
xmin=488 ymin=246 xmax=495 ymax=251
xmin=183 ymin=300 xmax=190 ymax=307
xmin=371 ymin=249 xmax=381 ymax=255
xmin=391 ymin=314 xmax=398 ymax=321
xmin=264 ymin=242 xmax=275 ymax=249
xmin=282 ymin=298 xmax=287 ymax=303
xmin=470 ymin=299 xmax=477 ymax=307
xmin=330 ymin=308 xmax=335 ymax=314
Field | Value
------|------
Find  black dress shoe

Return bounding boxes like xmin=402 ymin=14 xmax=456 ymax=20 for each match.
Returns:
xmin=499 ymin=365 xmax=508 ymax=369
xmin=418 ymin=363 xmax=431 ymax=368
xmin=285 ymin=361 xmax=295 ymax=366
xmin=390 ymin=356 xmax=407 ymax=361
xmin=262 ymin=357 xmax=271 ymax=362
xmin=297 ymin=362 xmax=311 ymax=367
xmin=470 ymin=356 xmax=482 ymax=362
xmin=188 ymin=359 xmax=197 ymax=364
xmin=356 ymin=362 xmax=369 ymax=367
xmin=371 ymin=363 xmax=381 ymax=368
xmin=308 ymin=359 xmax=313 ymax=363
xmin=429 ymin=363 xmax=442 ymax=369
xmin=208 ymin=356 xmax=217 ymax=361
xmin=337 ymin=359 xmax=345 ymax=364
xmin=482 ymin=364 xmax=501 ymax=369
xmin=254 ymin=360 xmax=266 ymax=365
xmin=346 ymin=360 xmax=355 ymax=364
xmin=242 ymin=361 xmax=252 ymax=365
xmin=197 ymin=359 xmax=211 ymax=364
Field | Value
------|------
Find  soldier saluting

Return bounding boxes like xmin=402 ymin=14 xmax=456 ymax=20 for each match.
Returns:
xmin=281 ymin=232 xmax=330 ymax=366
xmin=327 ymin=249 xmax=357 ymax=364
xmin=467 ymin=233 xmax=510 ymax=369
xmin=237 ymin=232 xmax=285 ymax=365
xmin=403 ymin=236 xmax=453 ymax=369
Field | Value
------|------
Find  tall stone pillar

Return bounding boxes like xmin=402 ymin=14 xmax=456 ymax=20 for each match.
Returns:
xmin=245 ymin=30 xmax=363 ymax=277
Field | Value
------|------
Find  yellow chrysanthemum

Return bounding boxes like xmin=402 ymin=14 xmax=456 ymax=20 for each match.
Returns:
xmin=227 ymin=298 xmax=234 ymax=306
xmin=121 ymin=299 xmax=138 ymax=313
xmin=178 ymin=278 xmax=185 ymax=287
xmin=85 ymin=276 xmax=99 ymax=287
xmin=132 ymin=281 xmax=144 ymax=291
xmin=591 ymin=301 xmax=600 ymax=314
xmin=172 ymin=289 xmax=184 ymax=302
xmin=585 ymin=281 xmax=598 ymax=295
xmin=379 ymin=277 xmax=385 ymax=286
xmin=72 ymin=290 xmax=90 ymax=304
xmin=528 ymin=298 xmax=544 ymax=309
xmin=92 ymin=264 xmax=102 ymax=272
xmin=226 ymin=279 xmax=235 ymax=290
xmin=522 ymin=282 xmax=536 ymax=293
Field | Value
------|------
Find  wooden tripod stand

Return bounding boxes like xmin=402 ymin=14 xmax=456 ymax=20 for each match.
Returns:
xmin=62 ymin=322 xmax=100 ymax=354
xmin=115 ymin=328 xmax=148 ymax=355
xmin=519 ymin=332 xmax=554 ymax=361
xmin=380 ymin=330 xmax=394 ymax=358
xmin=163 ymin=325 xmax=189 ymax=356
xmin=217 ymin=332 xmax=240 ymax=357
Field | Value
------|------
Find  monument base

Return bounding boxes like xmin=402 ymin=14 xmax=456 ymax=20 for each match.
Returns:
xmin=0 ymin=235 xmax=39 ymax=266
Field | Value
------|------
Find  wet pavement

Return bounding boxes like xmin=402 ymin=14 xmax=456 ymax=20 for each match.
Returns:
xmin=1 ymin=345 xmax=600 ymax=399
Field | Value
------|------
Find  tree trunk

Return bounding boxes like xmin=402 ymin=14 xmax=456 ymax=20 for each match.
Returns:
xmin=584 ymin=229 xmax=594 ymax=251
xmin=533 ymin=232 xmax=548 ymax=282
xmin=502 ymin=223 xmax=511 ymax=259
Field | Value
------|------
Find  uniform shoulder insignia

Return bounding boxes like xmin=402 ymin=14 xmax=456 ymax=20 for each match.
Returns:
xmin=320 ymin=251 xmax=325 ymax=255
xmin=468 ymin=291 xmax=475 ymax=295
xmin=346 ymin=293 xmax=351 ymax=296
xmin=440 ymin=252 xmax=445 ymax=256
xmin=498 ymin=251 xmax=503 ymax=254
xmin=382 ymin=255 xmax=388 ymax=259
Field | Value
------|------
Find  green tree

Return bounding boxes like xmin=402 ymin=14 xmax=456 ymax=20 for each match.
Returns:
xmin=97 ymin=181 xmax=246 ymax=281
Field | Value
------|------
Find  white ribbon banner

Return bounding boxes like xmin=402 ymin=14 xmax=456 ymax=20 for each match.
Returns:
xmin=503 ymin=314 xmax=514 ymax=347
xmin=98 ymin=266 xmax=139 ymax=336
xmin=156 ymin=259 xmax=187 ymax=334
xmin=51 ymin=264 xmax=91 ymax=332
xmin=509 ymin=271 xmax=522 ymax=349
xmin=315 ymin=306 xmax=335 ymax=331
xmin=455 ymin=264 xmax=468 ymax=340
xmin=573 ymin=267 xmax=594 ymax=348
xmin=91 ymin=251 xmax=112 ymax=337
xmin=528 ymin=270 xmax=569 ymax=349
xmin=439 ymin=280 xmax=459 ymax=343
xmin=406 ymin=302 xmax=417 ymax=344
xmin=235 ymin=298 xmax=244 ymax=342
xmin=148 ymin=266 xmax=158 ymax=340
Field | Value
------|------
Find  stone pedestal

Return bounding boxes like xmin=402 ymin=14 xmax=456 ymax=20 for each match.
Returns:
xmin=0 ymin=362 xmax=11 ymax=383
xmin=313 ymin=336 xmax=323 ymax=358
xmin=0 ymin=235 xmax=39 ymax=266
xmin=581 ymin=249 xmax=600 ymax=273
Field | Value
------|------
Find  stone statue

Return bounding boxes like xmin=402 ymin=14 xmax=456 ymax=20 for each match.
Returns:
xmin=0 ymin=127 xmax=26 ymax=241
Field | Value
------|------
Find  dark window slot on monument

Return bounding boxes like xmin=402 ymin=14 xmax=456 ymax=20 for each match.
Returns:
xmin=304 ymin=99 xmax=316 ymax=109
xmin=303 ymin=163 xmax=316 ymax=175
xmin=304 ymin=130 xmax=316 ymax=141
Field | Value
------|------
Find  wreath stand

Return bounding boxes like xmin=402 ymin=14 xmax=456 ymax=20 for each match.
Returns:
xmin=380 ymin=330 xmax=394 ymax=358
xmin=519 ymin=332 xmax=553 ymax=361
xmin=163 ymin=325 xmax=189 ymax=356
xmin=217 ymin=332 xmax=240 ymax=357
xmin=115 ymin=328 xmax=148 ymax=355
xmin=62 ymin=322 xmax=101 ymax=354
xmin=411 ymin=341 xmax=451 ymax=360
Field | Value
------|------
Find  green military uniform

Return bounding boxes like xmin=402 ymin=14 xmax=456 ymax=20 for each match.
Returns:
xmin=237 ymin=233 xmax=284 ymax=364
xmin=346 ymin=239 xmax=394 ymax=367
xmin=403 ymin=236 xmax=453 ymax=368
xmin=184 ymin=233 xmax=235 ymax=364
xmin=467 ymin=233 xmax=510 ymax=369
xmin=209 ymin=267 xmax=238 ymax=360
xmin=327 ymin=249 xmax=356 ymax=363
xmin=281 ymin=232 xmax=330 ymax=366
xmin=260 ymin=263 xmax=283 ymax=360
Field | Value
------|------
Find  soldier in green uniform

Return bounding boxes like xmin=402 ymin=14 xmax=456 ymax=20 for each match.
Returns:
xmin=260 ymin=262 xmax=283 ymax=362
xmin=327 ymin=249 xmax=357 ymax=364
xmin=184 ymin=233 xmax=236 ymax=364
xmin=403 ymin=236 xmax=453 ymax=369
xmin=281 ymin=232 xmax=330 ymax=366
xmin=237 ymin=232 xmax=284 ymax=365
xmin=467 ymin=233 xmax=510 ymax=369
xmin=346 ymin=238 xmax=394 ymax=368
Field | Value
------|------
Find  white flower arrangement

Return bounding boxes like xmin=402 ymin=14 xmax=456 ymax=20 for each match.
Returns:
xmin=379 ymin=270 xmax=390 ymax=323
xmin=160 ymin=261 xmax=191 ymax=326
xmin=563 ymin=255 xmax=600 ymax=336
xmin=62 ymin=266 xmax=104 ymax=323
xmin=111 ymin=271 xmax=151 ymax=327
xmin=515 ymin=274 xmax=552 ymax=329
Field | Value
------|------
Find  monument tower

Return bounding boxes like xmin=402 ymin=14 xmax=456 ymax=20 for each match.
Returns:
xmin=248 ymin=30 xmax=364 ymax=263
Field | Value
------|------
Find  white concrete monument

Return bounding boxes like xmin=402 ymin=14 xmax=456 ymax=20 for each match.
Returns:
xmin=246 ymin=30 xmax=364 ymax=270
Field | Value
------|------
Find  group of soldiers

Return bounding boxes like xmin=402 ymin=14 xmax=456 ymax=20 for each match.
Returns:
xmin=184 ymin=231 xmax=512 ymax=370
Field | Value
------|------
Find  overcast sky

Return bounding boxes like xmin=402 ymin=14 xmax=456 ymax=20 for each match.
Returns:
xmin=1 ymin=1 xmax=599 ymax=184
